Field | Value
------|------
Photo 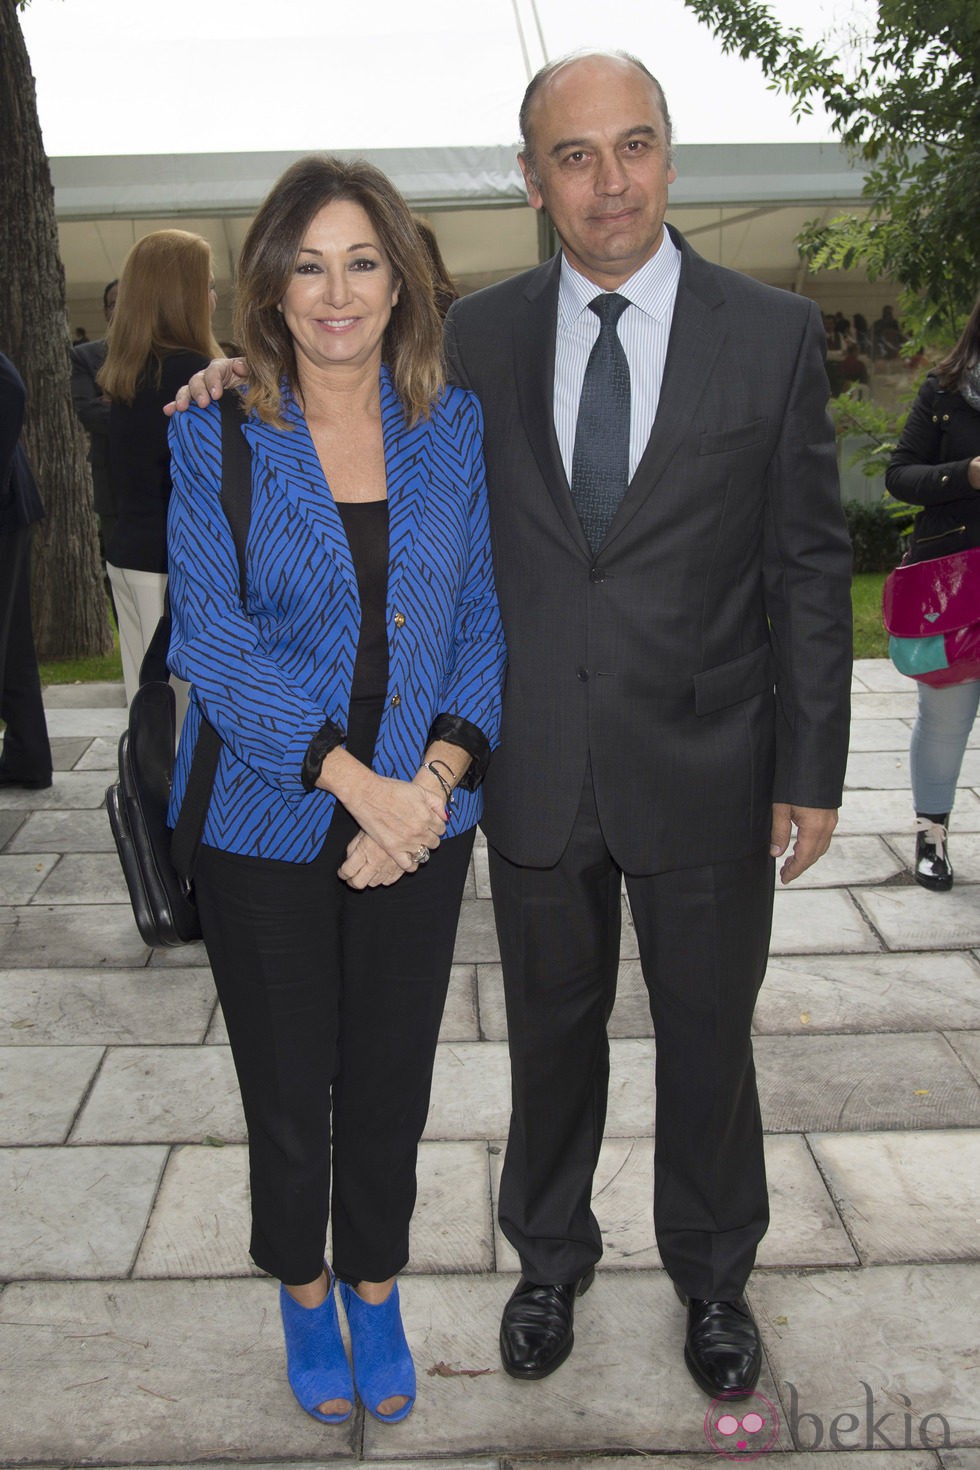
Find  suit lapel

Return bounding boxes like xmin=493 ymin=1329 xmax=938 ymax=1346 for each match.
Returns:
xmin=602 ymin=230 xmax=726 ymax=550
xmin=513 ymin=257 xmax=592 ymax=554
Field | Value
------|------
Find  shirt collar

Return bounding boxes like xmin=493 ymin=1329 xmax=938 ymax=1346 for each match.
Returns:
xmin=558 ymin=231 xmax=681 ymax=327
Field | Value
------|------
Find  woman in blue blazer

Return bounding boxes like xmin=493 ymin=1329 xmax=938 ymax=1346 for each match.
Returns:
xmin=166 ymin=156 xmax=505 ymax=1427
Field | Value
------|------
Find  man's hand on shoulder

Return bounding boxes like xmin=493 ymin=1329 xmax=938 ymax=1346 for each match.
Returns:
xmin=163 ymin=357 xmax=249 ymax=416
xmin=770 ymin=803 xmax=838 ymax=885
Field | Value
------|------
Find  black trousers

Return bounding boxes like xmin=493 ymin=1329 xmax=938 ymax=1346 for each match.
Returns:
xmin=194 ymin=757 xmax=473 ymax=1287
xmin=489 ymin=762 xmax=773 ymax=1301
xmin=0 ymin=525 xmax=52 ymax=782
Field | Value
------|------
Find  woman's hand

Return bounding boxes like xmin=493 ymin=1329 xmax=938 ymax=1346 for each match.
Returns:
xmin=320 ymin=748 xmax=446 ymax=872
xmin=163 ymin=357 xmax=249 ymax=415
xmin=338 ymin=830 xmax=405 ymax=889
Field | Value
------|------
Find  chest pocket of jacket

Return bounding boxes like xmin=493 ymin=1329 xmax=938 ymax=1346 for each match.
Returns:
xmin=698 ymin=418 xmax=769 ymax=457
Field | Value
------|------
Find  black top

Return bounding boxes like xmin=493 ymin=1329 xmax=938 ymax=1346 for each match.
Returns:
xmin=0 ymin=353 xmax=44 ymax=534
xmin=337 ymin=498 xmax=390 ymax=704
xmin=885 ymin=373 xmax=980 ymax=560
xmin=106 ymin=349 xmax=209 ymax=572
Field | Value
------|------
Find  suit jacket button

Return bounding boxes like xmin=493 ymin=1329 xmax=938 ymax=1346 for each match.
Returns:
xmin=393 ymin=612 xmax=406 ymax=628
xmin=390 ymin=693 xmax=401 ymax=708
xmin=589 ymin=567 xmax=604 ymax=583
xmin=577 ymin=667 xmax=589 ymax=682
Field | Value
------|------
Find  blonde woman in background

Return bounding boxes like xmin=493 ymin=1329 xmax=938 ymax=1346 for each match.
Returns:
xmin=98 ymin=230 xmax=220 ymax=712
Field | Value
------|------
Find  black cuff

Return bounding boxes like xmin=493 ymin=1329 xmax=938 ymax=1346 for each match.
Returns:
xmin=300 ymin=718 xmax=347 ymax=792
xmin=426 ymin=712 xmax=492 ymax=790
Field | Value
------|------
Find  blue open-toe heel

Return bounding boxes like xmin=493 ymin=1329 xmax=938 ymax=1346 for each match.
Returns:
xmin=339 ymin=1279 xmax=416 ymax=1423
xmin=280 ymin=1272 xmax=354 ymax=1425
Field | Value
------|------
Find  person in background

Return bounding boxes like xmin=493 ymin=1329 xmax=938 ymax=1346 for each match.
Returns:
xmin=0 ymin=352 xmax=53 ymax=790
xmin=70 ymin=278 xmax=118 ymax=556
xmin=166 ymin=155 xmax=504 ymax=1427
xmin=837 ymin=344 xmax=869 ymax=387
xmin=98 ymin=234 xmax=219 ymax=711
xmin=873 ymin=305 xmax=904 ymax=360
xmin=885 ymin=293 xmax=980 ymax=890
xmin=413 ymin=217 xmax=459 ymax=319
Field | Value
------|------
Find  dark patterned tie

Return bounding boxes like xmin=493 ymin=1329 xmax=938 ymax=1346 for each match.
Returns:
xmin=570 ymin=292 xmax=631 ymax=552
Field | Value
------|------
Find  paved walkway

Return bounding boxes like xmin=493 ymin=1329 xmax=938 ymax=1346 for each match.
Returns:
xmin=1 ymin=659 xmax=978 ymax=1468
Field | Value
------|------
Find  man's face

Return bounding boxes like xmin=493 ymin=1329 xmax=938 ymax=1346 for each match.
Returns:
xmin=519 ymin=56 xmax=676 ymax=291
xmin=104 ymin=284 xmax=118 ymax=323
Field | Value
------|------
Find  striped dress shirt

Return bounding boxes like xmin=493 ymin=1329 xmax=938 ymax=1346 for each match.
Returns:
xmin=554 ymin=232 xmax=682 ymax=483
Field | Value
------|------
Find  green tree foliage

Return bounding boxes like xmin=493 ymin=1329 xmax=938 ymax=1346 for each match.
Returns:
xmin=682 ymin=0 xmax=980 ymax=341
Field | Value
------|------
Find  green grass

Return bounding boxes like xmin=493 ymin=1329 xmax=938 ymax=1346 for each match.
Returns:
xmin=37 ymin=578 xmax=890 ymax=685
xmin=852 ymin=571 xmax=888 ymax=660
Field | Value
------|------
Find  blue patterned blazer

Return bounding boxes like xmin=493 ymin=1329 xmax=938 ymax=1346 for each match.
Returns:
xmin=166 ymin=368 xmax=506 ymax=861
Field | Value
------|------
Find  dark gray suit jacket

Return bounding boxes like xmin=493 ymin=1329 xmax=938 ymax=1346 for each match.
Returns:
xmin=445 ymin=226 xmax=852 ymax=873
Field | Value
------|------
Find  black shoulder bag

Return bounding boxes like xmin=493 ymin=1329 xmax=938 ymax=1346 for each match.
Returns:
xmin=106 ymin=396 xmax=252 ymax=946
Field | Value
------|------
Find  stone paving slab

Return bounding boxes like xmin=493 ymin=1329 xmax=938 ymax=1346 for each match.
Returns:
xmin=0 ymin=967 xmax=216 ymax=1046
xmin=147 ymin=937 xmax=212 ymax=969
xmin=0 ymin=1144 xmax=166 ymax=1278
xmin=942 ymin=1451 xmax=980 ymax=1469
xmin=0 ymin=1278 xmax=360 ymax=1463
xmin=846 ymin=717 xmax=914 ymax=752
xmin=492 ymin=1132 xmax=855 ymax=1274
xmin=71 ymin=1045 xmax=245 ymax=1145
xmin=4 ymin=807 xmax=118 ymax=852
xmin=73 ymin=734 xmax=121 ymax=770
xmin=31 ymin=850 xmax=131 ymax=904
xmin=946 ymin=1031 xmax=980 ymax=1083
xmin=40 ymin=707 xmax=128 ymax=738
xmin=754 ymin=952 xmax=980 ymax=1035
xmin=855 ymin=884 xmax=980 ymax=950
xmin=50 ymin=735 xmax=93 ymax=769
xmin=42 ymin=681 xmax=127 ymax=708
xmin=809 ymin=1130 xmax=980 ymax=1265
xmin=510 ymin=1455 xmax=944 ymax=1468
xmin=789 ymin=835 xmax=903 ymax=888
xmin=0 ymin=1045 xmax=103 ymax=1144
xmin=0 ymin=853 xmax=58 ymax=903
xmin=770 ymin=887 xmax=879 ymax=954
xmin=0 ymin=809 xmax=25 ymax=849
xmin=851 ymin=689 xmax=920 ymax=720
xmin=846 ymin=748 xmax=912 ymax=789
xmin=751 ymin=1263 xmax=980 ymax=1451
xmin=0 ymin=770 xmax=113 ymax=810
xmin=754 ymin=1033 xmax=980 ymax=1132
xmin=0 ymin=904 xmax=150 ymax=968
xmin=840 ymin=789 xmax=980 ymax=835
xmin=359 ymin=1272 xmax=789 ymax=1458
xmin=853 ymin=659 xmax=917 ymax=693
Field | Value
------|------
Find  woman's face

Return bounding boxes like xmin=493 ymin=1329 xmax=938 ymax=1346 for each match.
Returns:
xmin=279 ymin=199 xmax=399 ymax=377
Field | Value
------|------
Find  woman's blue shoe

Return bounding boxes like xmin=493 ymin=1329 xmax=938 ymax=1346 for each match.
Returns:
xmin=279 ymin=1274 xmax=354 ymax=1425
xmin=339 ymin=1280 xmax=416 ymax=1423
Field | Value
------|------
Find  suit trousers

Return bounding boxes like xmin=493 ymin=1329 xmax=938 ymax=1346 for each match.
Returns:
xmin=489 ymin=761 xmax=773 ymax=1300
xmin=193 ymin=781 xmax=474 ymax=1288
xmin=0 ymin=525 xmax=52 ymax=783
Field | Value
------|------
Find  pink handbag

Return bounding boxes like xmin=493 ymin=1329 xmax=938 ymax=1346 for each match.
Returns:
xmin=882 ymin=547 xmax=980 ymax=686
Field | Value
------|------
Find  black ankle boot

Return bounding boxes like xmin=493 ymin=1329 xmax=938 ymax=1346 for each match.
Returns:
xmin=914 ymin=814 xmax=953 ymax=891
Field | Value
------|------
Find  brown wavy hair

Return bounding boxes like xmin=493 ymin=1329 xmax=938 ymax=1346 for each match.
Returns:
xmin=934 ymin=291 xmax=980 ymax=391
xmin=98 ymin=230 xmax=220 ymax=404
xmin=235 ymin=155 xmax=444 ymax=427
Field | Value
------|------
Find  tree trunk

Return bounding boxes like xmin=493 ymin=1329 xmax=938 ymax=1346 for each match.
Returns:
xmin=0 ymin=0 xmax=112 ymax=660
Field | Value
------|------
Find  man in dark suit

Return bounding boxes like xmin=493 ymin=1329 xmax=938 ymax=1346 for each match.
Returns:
xmin=445 ymin=52 xmax=852 ymax=1398
xmin=70 ymin=278 xmax=118 ymax=554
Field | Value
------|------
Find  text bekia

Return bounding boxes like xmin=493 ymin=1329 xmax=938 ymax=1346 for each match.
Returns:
xmin=786 ymin=1380 xmax=952 ymax=1451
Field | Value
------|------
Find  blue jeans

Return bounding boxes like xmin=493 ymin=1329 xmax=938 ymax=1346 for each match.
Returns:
xmin=910 ymin=679 xmax=980 ymax=815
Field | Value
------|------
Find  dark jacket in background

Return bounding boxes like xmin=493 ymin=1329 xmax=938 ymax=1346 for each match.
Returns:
xmin=0 ymin=353 xmax=44 ymax=533
xmin=885 ymin=374 xmax=980 ymax=562
xmin=106 ymin=349 xmax=208 ymax=572
xmin=70 ymin=338 xmax=115 ymax=519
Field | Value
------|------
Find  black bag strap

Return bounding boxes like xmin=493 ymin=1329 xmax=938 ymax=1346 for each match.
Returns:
xmin=171 ymin=394 xmax=251 ymax=878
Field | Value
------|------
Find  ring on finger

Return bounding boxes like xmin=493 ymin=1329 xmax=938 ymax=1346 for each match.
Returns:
xmin=413 ymin=844 xmax=431 ymax=865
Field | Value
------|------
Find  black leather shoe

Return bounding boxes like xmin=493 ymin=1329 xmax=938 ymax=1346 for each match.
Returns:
xmin=914 ymin=817 xmax=952 ymax=891
xmin=675 ymin=1285 xmax=762 ymax=1399
xmin=500 ymin=1266 xmax=595 ymax=1379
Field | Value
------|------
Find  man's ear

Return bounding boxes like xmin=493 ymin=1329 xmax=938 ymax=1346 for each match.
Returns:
xmin=518 ymin=153 xmax=544 ymax=212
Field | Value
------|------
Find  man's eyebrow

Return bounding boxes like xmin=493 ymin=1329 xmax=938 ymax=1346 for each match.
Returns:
xmin=548 ymin=124 xmax=659 ymax=156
